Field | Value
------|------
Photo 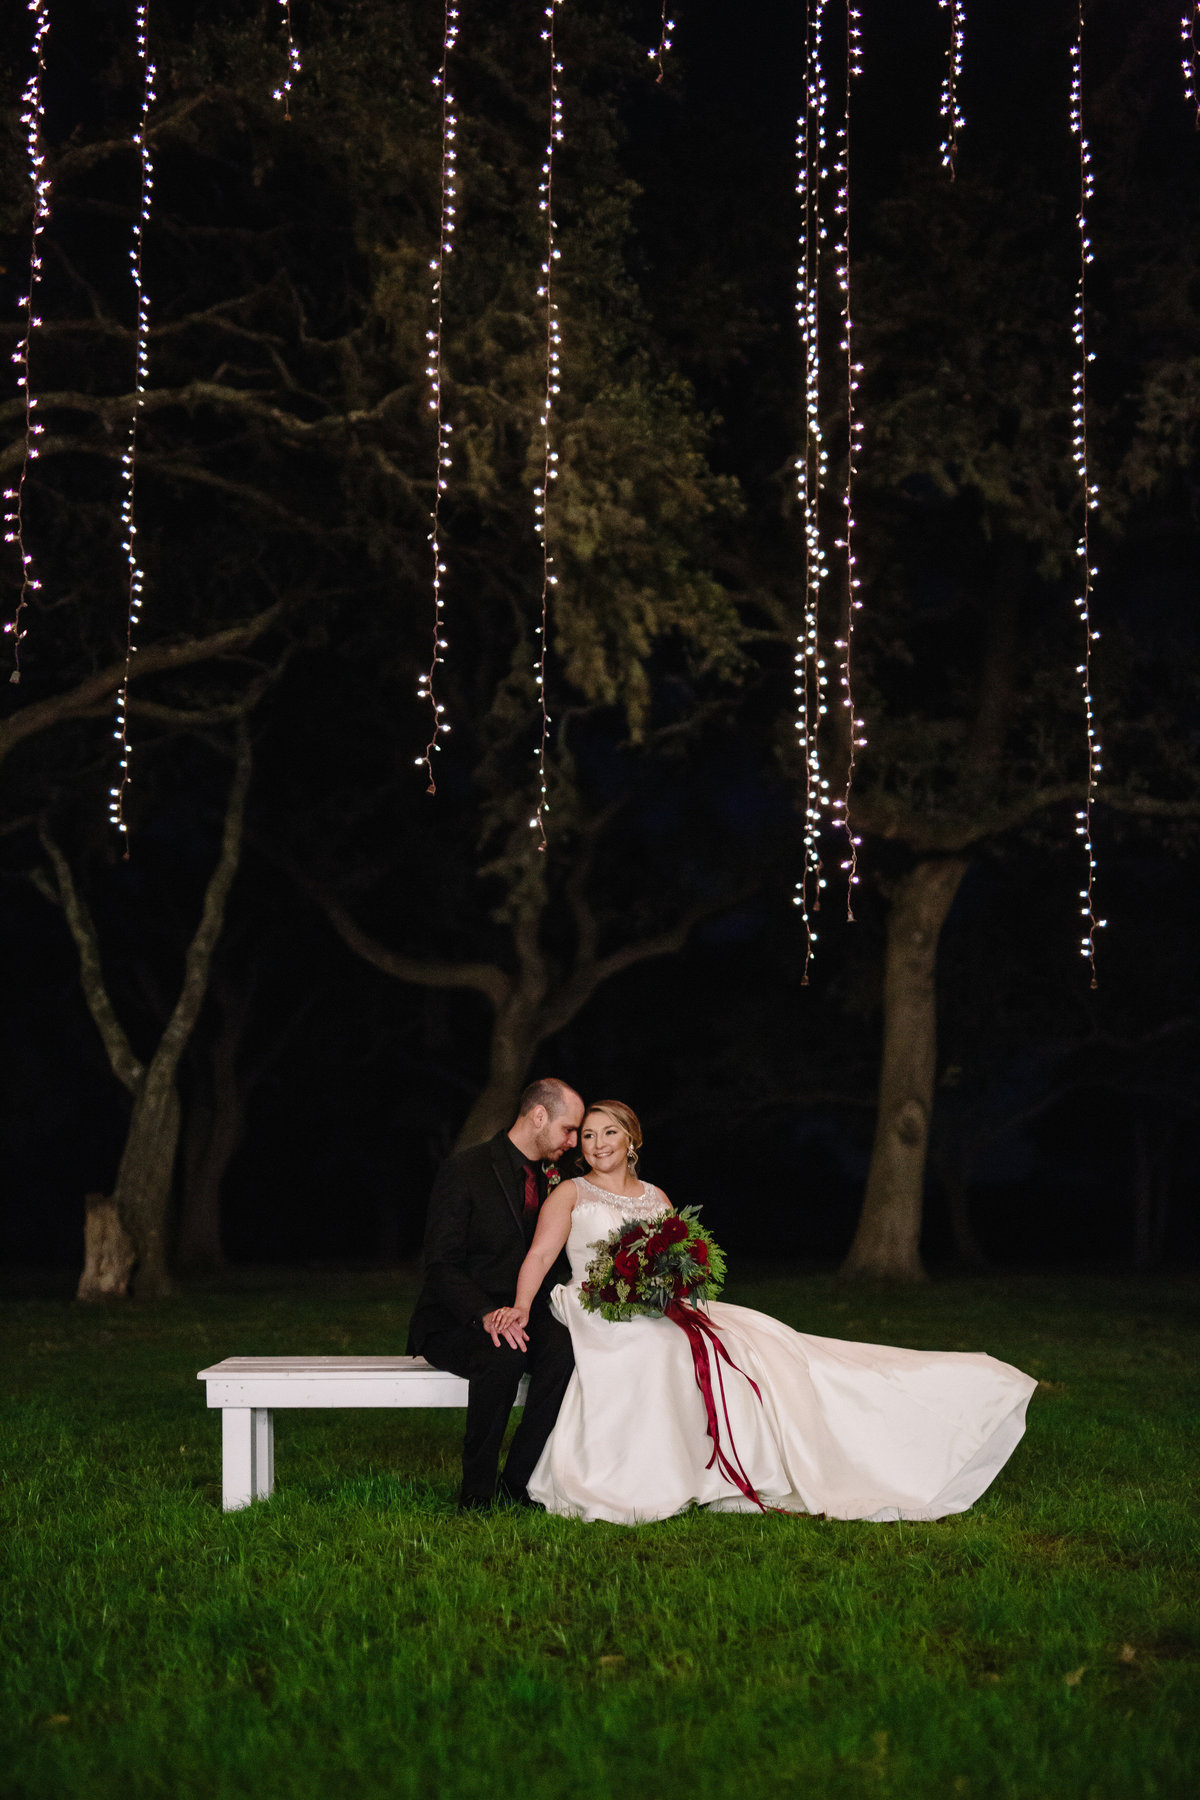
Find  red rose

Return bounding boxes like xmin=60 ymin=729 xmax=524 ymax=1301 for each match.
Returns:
xmin=691 ymin=1239 xmax=709 ymax=1265
xmin=613 ymin=1248 xmax=640 ymax=1285
xmin=660 ymin=1215 xmax=689 ymax=1246
xmin=645 ymin=1233 xmax=667 ymax=1260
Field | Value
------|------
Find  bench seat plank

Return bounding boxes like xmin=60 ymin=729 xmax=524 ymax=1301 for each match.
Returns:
xmin=197 ymin=1355 xmax=492 ymax=1410
xmin=197 ymin=1355 xmax=528 ymax=1510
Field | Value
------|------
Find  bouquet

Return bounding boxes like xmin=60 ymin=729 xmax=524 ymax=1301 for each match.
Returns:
xmin=579 ymin=1203 xmax=784 ymax=1516
xmin=579 ymin=1206 xmax=726 ymax=1322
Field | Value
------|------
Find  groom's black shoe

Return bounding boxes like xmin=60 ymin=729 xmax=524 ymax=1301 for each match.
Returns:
xmin=457 ymin=1492 xmax=495 ymax=1513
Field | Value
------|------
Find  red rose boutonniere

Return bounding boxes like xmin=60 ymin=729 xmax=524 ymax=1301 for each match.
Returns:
xmin=544 ymin=1163 xmax=562 ymax=1192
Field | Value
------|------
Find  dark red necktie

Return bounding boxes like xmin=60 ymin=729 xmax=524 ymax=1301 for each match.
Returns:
xmin=523 ymin=1165 xmax=539 ymax=1219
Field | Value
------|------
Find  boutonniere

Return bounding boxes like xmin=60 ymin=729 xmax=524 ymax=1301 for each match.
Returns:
xmin=544 ymin=1163 xmax=562 ymax=1192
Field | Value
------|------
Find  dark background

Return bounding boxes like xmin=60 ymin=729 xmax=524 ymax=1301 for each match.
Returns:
xmin=1 ymin=0 xmax=1197 ymax=1280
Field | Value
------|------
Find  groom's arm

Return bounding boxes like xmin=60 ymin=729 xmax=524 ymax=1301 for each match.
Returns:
xmin=422 ymin=1156 xmax=496 ymax=1328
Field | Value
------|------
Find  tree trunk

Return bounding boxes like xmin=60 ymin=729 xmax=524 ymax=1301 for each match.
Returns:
xmin=42 ymin=724 xmax=253 ymax=1300
xmin=175 ymin=991 xmax=248 ymax=1273
xmin=112 ymin=1068 xmax=182 ymax=1298
xmin=176 ymin=1087 xmax=242 ymax=1274
xmin=841 ymin=856 xmax=969 ymax=1281
xmin=452 ymin=999 xmax=544 ymax=1151
xmin=939 ymin=1139 xmax=990 ymax=1272
xmin=76 ymin=1194 xmax=136 ymax=1302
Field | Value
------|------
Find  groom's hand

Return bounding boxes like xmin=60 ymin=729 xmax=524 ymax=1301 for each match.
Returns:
xmin=482 ymin=1308 xmax=528 ymax=1351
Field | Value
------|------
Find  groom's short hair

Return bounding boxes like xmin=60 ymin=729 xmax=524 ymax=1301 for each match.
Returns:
xmin=516 ymin=1077 xmax=574 ymax=1120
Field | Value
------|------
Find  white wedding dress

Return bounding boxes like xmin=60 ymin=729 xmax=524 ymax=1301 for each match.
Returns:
xmin=526 ymin=1178 xmax=1037 ymax=1525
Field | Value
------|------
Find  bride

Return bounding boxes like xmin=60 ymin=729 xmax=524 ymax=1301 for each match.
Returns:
xmin=490 ymin=1100 xmax=1037 ymax=1525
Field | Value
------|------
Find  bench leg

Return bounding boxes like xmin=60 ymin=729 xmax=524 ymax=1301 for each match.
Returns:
xmin=222 ymin=1407 xmax=275 ymax=1511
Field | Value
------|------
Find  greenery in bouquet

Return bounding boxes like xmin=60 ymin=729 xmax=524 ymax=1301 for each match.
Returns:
xmin=579 ymin=1206 xmax=726 ymax=1322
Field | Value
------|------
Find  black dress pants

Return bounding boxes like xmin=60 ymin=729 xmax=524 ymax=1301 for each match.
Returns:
xmin=421 ymin=1306 xmax=574 ymax=1504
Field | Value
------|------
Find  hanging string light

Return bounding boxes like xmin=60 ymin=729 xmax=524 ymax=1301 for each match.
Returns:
xmin=415 ymin=0 xmax=460 ymax=795
xmin=272 ymin=0 xmax=302 ymax=119
xmin=530 ymin=0 xmax=565 ymax=853
xmin=111 ymin=2 xmax=157 ymax=848
xmin=938 ymin=0 xmax=966 ymax=177
xmin=1181 ymin=7 xmax=1200 ymax=125
xmin=1069 ymin=3 xmax=1104 ymax=984
xmin=832 ymin=2 xmax=865 ymax=919
xmin=791 ymin=0 xmax=831 ymax=977
xmin=648 ymin=6 xmax=675 ymax=85
xmin=4 ymin=0 xmax=52 ymax=685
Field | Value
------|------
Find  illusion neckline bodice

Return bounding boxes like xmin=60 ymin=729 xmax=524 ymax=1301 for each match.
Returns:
xmin=562 ymin=1175 xmax=667 ymax=1285
xmin=571 ymin=1174 xmax=665 ymax=1216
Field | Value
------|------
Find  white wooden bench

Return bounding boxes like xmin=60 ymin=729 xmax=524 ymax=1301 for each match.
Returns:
xmin=197 ymin=1355 xmax=527 ymax=1511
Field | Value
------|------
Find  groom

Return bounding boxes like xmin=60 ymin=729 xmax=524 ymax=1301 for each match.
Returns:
xmin=408 ymin=1077 xmax=584 ymax=1509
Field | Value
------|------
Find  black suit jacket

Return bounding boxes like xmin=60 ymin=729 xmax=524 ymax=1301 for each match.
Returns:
xmin=407 ymin=1131 xmax=570 ymax=1354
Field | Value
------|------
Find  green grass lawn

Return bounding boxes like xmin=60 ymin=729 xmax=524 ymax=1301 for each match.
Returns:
xmin=2 ymin=1267 xmax=1197 ymax=1800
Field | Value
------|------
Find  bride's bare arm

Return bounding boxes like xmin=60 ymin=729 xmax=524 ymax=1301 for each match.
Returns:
xmin=489 ymin=1183 xmax=576 ymax=1344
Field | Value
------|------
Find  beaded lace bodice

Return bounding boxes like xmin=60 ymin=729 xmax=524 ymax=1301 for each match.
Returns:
xmin=563 ymin=1174 xmax=666 ymax=1286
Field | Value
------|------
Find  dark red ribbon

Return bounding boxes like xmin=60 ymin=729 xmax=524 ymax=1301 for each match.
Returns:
xmin=666 ymin=1299 xmax=787 ymax=1515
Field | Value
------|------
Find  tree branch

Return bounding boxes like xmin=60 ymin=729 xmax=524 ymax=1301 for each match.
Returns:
xmin=128 ymin=698 xmax=263 ymax=728
xmin=44 ymin=95 xmax=211 ymax=181
xmin=0 ymin=602 xmax=285 ymax=766
xmin=312 ymin=889 xmax=511 ymax=1011
xmin=155 ymin=723 xmax=254 ymax=1071
xmin=851 ymin=779 xmax=1200 ymax=852
xmin=1102 ymin=792 xmax=1200 ymax=820
xmin=563 ymin=801 xmax=623 ymax=970
xmin=850 ymin=784 xmax=1081 ymax=853
xmin=37 ymin=824 xmax=144 ymax=1095
xmin=0 ymin=379 xmax=411 ymax=444
xmin=539 ymin=880 xmax=760 ymax=1037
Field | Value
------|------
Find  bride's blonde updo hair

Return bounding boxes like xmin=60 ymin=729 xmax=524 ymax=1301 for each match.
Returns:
xmin=584 ymin=1099 xmax=643 ymax=1172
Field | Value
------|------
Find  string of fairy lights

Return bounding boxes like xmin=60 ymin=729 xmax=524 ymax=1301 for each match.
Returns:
xmin=649 ymin=6 xmax=676 ymax=84
xmin=938 ymin=0 xmax=966 ymax=177
xmin=1069 ymin=3 xmax=1105 ymax=984
xmin=272 ymin=0 xmax=302 ymax=119
xmin=415 ymin=0 xmax=460 ymax=795
xmin=3 ymin=0 xmax=51 ymax=687
xmin=791 ymin=0 xmax=831 ymax=978
xmin=13 ymin=2 xmax=1197 ymax=970
xmin=831 ymin=4 xmax=865 ymax=919
xmin=1182 ymin=8 xmax=1200 ymax=126
xmin=529 ymin=0 xmax=565 ymax=853
xmin=111 ymin=1 xmax=157 ymax=848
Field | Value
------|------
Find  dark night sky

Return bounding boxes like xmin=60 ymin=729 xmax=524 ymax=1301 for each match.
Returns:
xmin=1 ymin=0 xmax=1198 ymax=1277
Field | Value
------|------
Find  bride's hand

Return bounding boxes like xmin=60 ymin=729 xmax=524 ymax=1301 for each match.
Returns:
xmin=485 ymin=1305 xmax=530 ymax=1350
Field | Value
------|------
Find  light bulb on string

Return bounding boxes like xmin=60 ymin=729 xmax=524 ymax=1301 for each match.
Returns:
xmin=112 ymin=1 xmax=157 ymax=850
xmin=531 ymin=0 xmax=565 ymax=854
xmin=648 ymin=6 xmax=676 ymax=85
xmin=937 ymin=0 xmax=966 ymax=177
xmin=1069 ymin=3 xmax=1103 ymax=984
xmin=834 ymin=2 xmax=864 ymax=921
xmin=792 ymin=0 xmax=831 ymax=979
xmin=1182 ymin=7 xmax=1200 ymax=126
xmin=272 ymin=0 xmax=302 ymax=118
xmin=415 ymin=1 xmax=461 ymax=796
xmin=5 ymin=0 xmax=52 ymax=686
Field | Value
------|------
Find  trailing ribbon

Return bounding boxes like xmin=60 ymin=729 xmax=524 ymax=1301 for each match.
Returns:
xmin=665 ymin=1299 xmax=789 ymax=1515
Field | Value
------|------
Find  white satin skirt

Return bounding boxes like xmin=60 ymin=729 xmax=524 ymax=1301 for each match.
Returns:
xmin=526 ymin=1289 xmax=1037 ymax=1525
